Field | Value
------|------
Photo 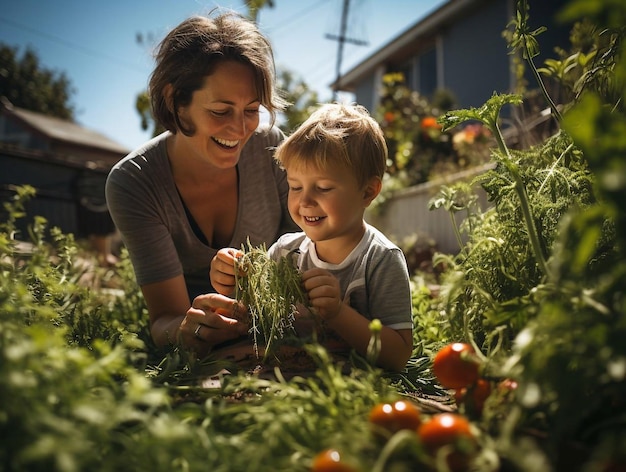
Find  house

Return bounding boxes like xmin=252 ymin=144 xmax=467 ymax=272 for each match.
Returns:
xmin=334 ymin=0 xmax=571 ymax=118
xmin=0 ymin=97 xmax=129 ymax=244
xmin=335 ymin=0 xmax=572 ymax=255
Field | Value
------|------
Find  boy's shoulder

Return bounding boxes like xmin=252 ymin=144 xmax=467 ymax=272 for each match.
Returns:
xmin=268 ymin=232 xmax=308 ymax=259
xmin=276 ymin=231 xmax=308 ymax=247
xmin=364 ymin=223 xmax=400 ymax=251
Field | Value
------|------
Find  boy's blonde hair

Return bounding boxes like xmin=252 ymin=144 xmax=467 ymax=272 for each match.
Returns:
xmin=275 ymin=103 xmax=388 ymax=188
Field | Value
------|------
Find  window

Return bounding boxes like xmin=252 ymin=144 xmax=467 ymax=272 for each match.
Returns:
xmin=418 ymin=46 xmax=437 ymax=98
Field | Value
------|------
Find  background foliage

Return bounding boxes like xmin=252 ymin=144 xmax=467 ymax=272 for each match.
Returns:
xmin=1 ymin=0 xmax=625 ymax=470
xmin=0 ymin=43 xmax=75 ymax=120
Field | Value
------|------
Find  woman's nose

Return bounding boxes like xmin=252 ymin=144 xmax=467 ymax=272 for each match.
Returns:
xmin=229 ymin=112 xmax=246 ymax=136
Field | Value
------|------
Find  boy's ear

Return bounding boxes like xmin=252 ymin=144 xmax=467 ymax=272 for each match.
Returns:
xmin=363 ymin=177 xmax=382 ymax=207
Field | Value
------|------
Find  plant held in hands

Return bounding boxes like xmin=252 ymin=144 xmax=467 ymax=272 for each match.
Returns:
xmin=234 ymin=242 xmax=309 ymax=359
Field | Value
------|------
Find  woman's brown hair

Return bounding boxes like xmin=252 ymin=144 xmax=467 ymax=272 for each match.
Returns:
xmin=149 ymin=10 xmax=288 ymax=135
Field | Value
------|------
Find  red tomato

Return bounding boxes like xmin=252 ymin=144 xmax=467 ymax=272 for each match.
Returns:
xmin=311 ymin=449 xmax=357 ymax=472
xmin=454 ymin=378 xmax=492 ymax=415
xmin=418 ymin=413 xmax=476 ymax=471
xmin=368 ymin=400 xmax=422 ymax=434
xmin=433 ymin=343 xmax=480 ymax=389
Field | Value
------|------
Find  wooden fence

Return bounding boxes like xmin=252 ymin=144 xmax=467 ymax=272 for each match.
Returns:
xmin=0 ymin=145 xmax=112 ymax=240
xmin=367 ymin=163 xmax=495 ymax=255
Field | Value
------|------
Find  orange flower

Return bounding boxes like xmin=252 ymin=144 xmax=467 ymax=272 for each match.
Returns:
xmin=384 ymin=111 xmax=395 ymax=123
xmin=421 ymin=116 xmax=440 ymax=129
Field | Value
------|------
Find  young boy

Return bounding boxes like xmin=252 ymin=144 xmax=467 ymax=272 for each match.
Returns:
xmin=267 ymin=103 xmax=413 ymax=371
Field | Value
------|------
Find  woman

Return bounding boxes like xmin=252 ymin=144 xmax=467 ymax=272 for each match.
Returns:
xmin=105 ymin=11 xmax=296 ymax=357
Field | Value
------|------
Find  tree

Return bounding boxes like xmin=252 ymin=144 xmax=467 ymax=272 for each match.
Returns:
xmin=0 ymin=43 xmax=75 ymax=120
xmin=276 ymin=67 xmax=321 ymax=133
xmin=244 ymin=0 xmax=275 ymax=23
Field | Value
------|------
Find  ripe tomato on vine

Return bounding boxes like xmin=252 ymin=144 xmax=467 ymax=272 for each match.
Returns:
xmin=433 ymin=343 xmax=481 ymax=389
xmin=418 ymin=413 xmax=477 ymax=471
xmin=368 ymin=400 xmax=422 ymax=435
xmin=454 ymin=378 xmax=492 ymax=415
xmin=311 ymin=449 xmax=357 ymax=472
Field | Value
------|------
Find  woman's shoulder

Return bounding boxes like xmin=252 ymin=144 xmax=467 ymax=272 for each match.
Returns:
xmin=106 ymin=132 xmax=171 ymax=195
xmin=247 ymin=124 xmax=285 ymax=150
xmin=239 ymin=125 xmax=285 ymax=175
xmin=112 ymin=132 xmax=169 ymax=172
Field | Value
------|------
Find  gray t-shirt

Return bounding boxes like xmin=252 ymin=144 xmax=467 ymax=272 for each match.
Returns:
xmin=105 ymin=126 xmax=296 ymax=298
xmin=268 ymin=223 xmax=413 ymax=331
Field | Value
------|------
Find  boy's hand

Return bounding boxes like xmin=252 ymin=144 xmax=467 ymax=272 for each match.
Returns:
xmin=301 ymin=268 xmax=343 ymax=321
xmin=210 ymin=248 xmax=244 ymax=296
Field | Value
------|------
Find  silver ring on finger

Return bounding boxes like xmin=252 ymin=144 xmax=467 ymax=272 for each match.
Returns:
xmin=194 ymin=324 xmax=204 ymax=340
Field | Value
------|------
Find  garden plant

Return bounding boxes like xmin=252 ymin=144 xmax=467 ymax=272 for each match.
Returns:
xmin=1 ymin=0 xmax=625 ymax=470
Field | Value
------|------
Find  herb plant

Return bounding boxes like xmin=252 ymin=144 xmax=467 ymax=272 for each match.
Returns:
xmin=234 ymin=241 xmax=309 ymax=359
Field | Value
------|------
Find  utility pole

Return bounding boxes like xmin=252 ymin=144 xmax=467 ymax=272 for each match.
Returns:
xmin=325 ymin=0 xmax=368 ymax=101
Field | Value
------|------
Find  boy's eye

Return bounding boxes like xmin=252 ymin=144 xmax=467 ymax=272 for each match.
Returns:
xmin=289 ymin=186 xmax=302 ymax=192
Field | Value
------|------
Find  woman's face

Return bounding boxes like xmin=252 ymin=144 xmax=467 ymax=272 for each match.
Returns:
xmin=175 ymin=60 xmax=261 ymax=169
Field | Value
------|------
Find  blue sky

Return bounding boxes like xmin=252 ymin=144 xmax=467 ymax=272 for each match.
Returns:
xmin=0 ymin=0 xmax=446 ymax=151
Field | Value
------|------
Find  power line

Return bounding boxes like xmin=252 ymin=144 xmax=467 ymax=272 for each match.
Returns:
xmin=325 ymin=0 xmax=369 ymax=100
xmin=0 ymin=16 xmax=146 ymax=74
xmin=261 ymin=0 xmax=332 ymax=37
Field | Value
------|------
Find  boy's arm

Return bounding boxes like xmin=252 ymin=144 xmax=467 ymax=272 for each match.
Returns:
xmin=301 ymin=268 xmax=413 ymax=371
xmin=325 ymin=304 xmax=413 ymax=371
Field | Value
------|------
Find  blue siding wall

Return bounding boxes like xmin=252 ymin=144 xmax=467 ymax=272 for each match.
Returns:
xmin=354 ymin=74 xmax=376 ymax=113
xmin=442 ymin=0 xmax=511 ymax=108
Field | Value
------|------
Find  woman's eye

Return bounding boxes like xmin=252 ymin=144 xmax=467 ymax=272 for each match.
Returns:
xmin=210 ymin=110 xmax=228 ymax=117
xmin=245 ymin=109 xmax=260 ymax=116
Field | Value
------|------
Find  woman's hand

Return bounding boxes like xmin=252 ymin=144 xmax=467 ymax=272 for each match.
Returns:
xmin=301 ymin=268 xmax=343 ymax=321
xmin=210 ymin=248 xmax=244 ymax=296
xmin=181 ymin=293 xmax=248 ymax=354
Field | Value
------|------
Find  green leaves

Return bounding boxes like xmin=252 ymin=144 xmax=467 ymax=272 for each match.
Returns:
xmin=439 ymin=93 xmax=522 ymax=128
xmin=508 ymin=0 xmax=547 ymax=60
xmin=234 ymin=242 xmax=309 ymax=359
xmin=0 ymin=44 xmax=75 ymax=120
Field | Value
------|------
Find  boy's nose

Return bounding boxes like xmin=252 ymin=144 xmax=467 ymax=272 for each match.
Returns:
xmin=299 ymin=189 xmax=316 ymax=207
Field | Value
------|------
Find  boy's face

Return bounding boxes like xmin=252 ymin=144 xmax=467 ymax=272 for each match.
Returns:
xmin=286 ymin=161 xmax=379 ymax=260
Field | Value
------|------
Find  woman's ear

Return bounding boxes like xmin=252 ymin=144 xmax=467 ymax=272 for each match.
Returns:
xmin=163 ymin=83 xmax=175 ymax=113
xmin=362 ymin=177 xmax=382 ymax=207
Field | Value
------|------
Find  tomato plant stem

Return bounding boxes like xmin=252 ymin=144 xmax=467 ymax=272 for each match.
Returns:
xmin=492 ymin=118 xmax=551 ymax=279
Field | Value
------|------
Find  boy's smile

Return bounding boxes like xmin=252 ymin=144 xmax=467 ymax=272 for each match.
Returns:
xmin=286 ymin=162 xmax=376 ymax=263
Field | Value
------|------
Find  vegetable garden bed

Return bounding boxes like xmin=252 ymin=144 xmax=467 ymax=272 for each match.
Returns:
xmin=1 ymin=1 xmax=625 ymax=470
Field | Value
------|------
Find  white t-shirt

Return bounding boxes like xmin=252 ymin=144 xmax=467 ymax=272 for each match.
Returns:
xmin=268 ymin=223 xmax=413 ymax=332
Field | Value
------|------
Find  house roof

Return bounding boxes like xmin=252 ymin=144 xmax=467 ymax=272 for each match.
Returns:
xmin=0 ymin=98 xmax=130 ymax=155
xmin=333 ymin=0 xmax=488 ymax=91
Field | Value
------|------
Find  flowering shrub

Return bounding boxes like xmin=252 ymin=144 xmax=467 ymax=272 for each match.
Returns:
xmin=376 ymin=73 xmax=493 ymax=189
